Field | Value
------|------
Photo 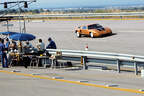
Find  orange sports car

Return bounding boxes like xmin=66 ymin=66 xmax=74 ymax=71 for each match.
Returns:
xmin=75 ymin=24 xmax=112 ymax=38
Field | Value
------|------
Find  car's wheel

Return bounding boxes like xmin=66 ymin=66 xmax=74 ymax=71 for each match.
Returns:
xmin=90 ymin=32 xmax=94 ymax=38
xmin=76 ymin=32 xmax=81 ymax=37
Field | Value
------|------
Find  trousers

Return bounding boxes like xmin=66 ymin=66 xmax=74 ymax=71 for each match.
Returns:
xmin=1 ymin=53 xmax=8 ymax=68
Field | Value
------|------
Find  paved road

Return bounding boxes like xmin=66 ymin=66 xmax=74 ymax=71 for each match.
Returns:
xmin=0 ymin=20 xmax=144 ymax=96
xmin=1 ymin=20 xmax=144 ymax=55
xmin=0 ymin=68 xmax=143 ymax=96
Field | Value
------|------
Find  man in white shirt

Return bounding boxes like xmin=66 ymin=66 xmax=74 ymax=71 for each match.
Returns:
xmin=37 ymin=39 xmax=45 ymax=52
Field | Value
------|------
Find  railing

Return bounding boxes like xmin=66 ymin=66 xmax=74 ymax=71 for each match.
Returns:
xmin=26 ymin=12 xmax=144 ymax=17
xmin=46 ymin=49 xmax=144 ymax=75
xmin=3 ymin=12 xmax=144 ymax=20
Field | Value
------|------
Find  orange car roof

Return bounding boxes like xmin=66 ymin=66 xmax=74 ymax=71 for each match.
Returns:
xmin=80 ymin=23 xmax=99 ymax=26
xmin=79 ymin=23 xmax=101 ymax=27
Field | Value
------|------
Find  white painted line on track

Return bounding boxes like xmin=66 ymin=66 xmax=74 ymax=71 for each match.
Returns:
xmin=0 ymin=70 xmax=144 ymax=94
xmin=139 ymin=89 xmax=144 ymax=92
xmin=77 ymin=80 xmax=89 ymax=83
xmin=106 ymin=84 xmax=119 ymax=87
xmin=12 ymin=70 xmax=21 ymax=72
xmin=52 ymin=76 xmax=64 ymax=79
xmin=32 ymin=73 xmax=41 ymax=75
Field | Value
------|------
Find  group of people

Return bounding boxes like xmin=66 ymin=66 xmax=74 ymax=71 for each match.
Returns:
xmin=36 ymin=37 xmax=57 ymax=53
xmin=0 ymin=37 xmax=57 ymax=68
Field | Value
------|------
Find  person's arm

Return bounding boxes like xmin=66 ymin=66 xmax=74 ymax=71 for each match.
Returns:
xmin=46 ymin=43 xmax=52 ymax=49
xmin=9 ymin=43 xmax=13 ymax=48
xmin=46 ymin=44 xmax=50 ymax=49
xmin=37 ymin=44 xmax=40 ymax=49
xmin=51 ymin=41 xmax=57 ymax=49
xmin=29 ymin=44 xmax=33 ymax=48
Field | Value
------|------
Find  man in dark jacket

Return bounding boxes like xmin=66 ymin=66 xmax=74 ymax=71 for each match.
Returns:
xmin=0 ymin=38 xmax=8 ymax=68
xmin=46 ymin=37 xmax=57 ymax=49
xmin=5 ymin=38 xmax=10 ymax=51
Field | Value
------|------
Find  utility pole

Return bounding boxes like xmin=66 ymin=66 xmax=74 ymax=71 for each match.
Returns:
xmin=0 ymin=0 xmax=36 ymax=33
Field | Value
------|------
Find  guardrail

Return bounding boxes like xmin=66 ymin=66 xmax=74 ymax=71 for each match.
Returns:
xmin=26 ymin=12 xmax=144 ymax=17
xmin=4 ymin=12 xmax=144 ymax=19
xmin=46 ymin=49 xmax=144 ymax=75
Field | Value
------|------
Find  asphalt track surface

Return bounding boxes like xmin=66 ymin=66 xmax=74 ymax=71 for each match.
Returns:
xmin=1 ymin=20 xmax=144 ymax=55
xmin=0 ymin=68 xmax=144 ymax=96
xmin=0 ymin=20 xmax=144 ymax=96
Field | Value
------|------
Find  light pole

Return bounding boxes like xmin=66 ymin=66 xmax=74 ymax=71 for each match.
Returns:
xmin=0 ymin=0 xmax=36 ymax=33
xmin=18 ymin=1 xmax=22 ymax=33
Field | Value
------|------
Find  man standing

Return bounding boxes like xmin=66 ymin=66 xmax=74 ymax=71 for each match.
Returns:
xmin=5 ymin=38 xmax=10 ymax=52
xmin=0 ymin=38 xmax=8 ymax=68
xmin=46 ymin=37 xmax=57 ymax=49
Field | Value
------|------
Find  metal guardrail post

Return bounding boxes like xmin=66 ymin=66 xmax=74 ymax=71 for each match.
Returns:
xmin=81 ymin=56 xmax=83 ymax=65
xmin=117 ymin=59 xmax=120 ymax=73
xmin=82 ymin=56 xmax=88 ymax=70
xmin=134 ymin=62 xmax=138 ymax=75
xmin=47 ymin=49 xmax=144 ymax=74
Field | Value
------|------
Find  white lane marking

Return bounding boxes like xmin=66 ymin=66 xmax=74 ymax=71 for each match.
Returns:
xmin=52 ymin=76 xmax=64 ymax=79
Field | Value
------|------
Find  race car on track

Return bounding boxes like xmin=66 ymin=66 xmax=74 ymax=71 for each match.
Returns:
xmin=75 ymin=24 xmax=112 ymax=38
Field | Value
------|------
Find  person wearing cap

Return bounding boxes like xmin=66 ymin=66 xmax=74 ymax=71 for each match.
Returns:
xmin=46 ymin=37 xmax=57 ymax=49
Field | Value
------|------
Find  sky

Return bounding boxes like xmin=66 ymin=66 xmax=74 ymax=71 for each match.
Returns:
xmin=1 ymin=0 xmax=144 ymax=9
xmin=35 ymin=0 xmax=144 ymax=8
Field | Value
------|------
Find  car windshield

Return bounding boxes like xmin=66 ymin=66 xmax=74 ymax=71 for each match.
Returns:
xmin=88 ymin=24 xmax=103 ymax=29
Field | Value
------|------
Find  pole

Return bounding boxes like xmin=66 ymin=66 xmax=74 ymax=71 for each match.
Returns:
xmin=6 ymin=20 xmax=9 ymax=32
xmin=18 ymin=1 xmax=22 ymax=33
xmin=134 ymin=62 xmax=138 ymax=75
xmin=23 ymin=19 xmax=26 ymax=33
xmin=81 ymin=56 xmax=83 ymax=65
xmin=83 ymin=56 xmax=88 ymax=70
xmin=117 ymin=59 xmax=120 ymax=73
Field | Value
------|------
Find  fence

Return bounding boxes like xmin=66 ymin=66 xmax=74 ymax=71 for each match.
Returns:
xmin=46 ymin=49 xmax=144 ymax=75
xmin=3 ymin=12 xmax=144 ymax=20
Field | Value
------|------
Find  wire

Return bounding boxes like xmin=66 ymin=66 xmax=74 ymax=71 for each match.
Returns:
xmin=0 ymin=1 xmax=36 ymax=34
xmin=0 ymin=1 xmax=35 ymax=18
xmin=0 ymin=3 xmax=19 ymax=17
